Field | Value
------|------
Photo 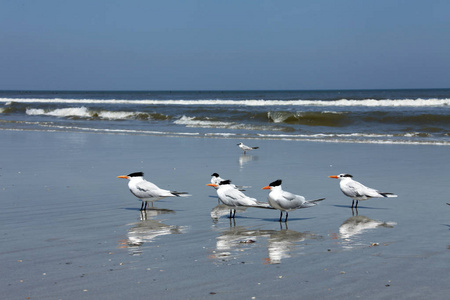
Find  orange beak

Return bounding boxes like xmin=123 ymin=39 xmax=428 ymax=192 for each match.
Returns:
xmin=262 ymin=185 xmax=271 ymax=190
xmin=329 ymin=175 xmax=339 ymax=179
xmin=117 ymin=175 xmax=129 ymax=179
xmin=206 ymin=183 xmax=218 ymax=187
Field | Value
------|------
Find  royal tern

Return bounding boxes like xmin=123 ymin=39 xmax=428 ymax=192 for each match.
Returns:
xmin=262 ymin=179 xmax=325 ymax=222
xmin=329 ymin=173 xmax=397 ymax=208
xmin=237 ymin=142 xmax=259 ymax=155
xmin=207 ymin=180 xmax=271 ymax=218
xmin=210 ymin=173 xmax=247 ymax=191
xmin=117 ymin=172 xmax=190 ymax=210
xmin=209 ymin=173 xmax=229 ymax=204
xmin=210 ymin=173 xmax=225 ymax=186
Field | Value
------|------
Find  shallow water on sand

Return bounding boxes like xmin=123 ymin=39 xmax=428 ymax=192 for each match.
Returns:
xmin=1 ymin=130 xmax=449 ymax=299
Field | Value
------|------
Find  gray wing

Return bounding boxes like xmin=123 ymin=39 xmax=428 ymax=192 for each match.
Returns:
xmin=134 ymin=180 xmax=173 ymax=198
xmin=343 ymin=180 xmax=381 ymax=198
xmin=280 ymin=190 xmax=306 ymax=209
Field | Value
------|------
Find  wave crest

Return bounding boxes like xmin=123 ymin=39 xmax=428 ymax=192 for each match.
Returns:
xmin=25 ymin=107 xmax=169 ymax=121
xmin=268 ymin=111 xmax=348 ymax=127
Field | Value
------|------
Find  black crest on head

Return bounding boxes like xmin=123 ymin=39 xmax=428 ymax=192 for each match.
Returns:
xmin=219 ymin=180 xmax=231 ymax=185
xmin=128 ymin=172 xmax=144 ymax=177
xmin=211 ymin=173 xmax=219 ymax=177
xmin=269 ymin=179 xmax=282 ymax=187
xmin=342 ymin=174 xmax=353 ymax=178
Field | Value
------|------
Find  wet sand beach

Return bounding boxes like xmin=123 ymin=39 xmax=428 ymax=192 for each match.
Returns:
xmin=1 ymin=130 xmax=450 ymax=299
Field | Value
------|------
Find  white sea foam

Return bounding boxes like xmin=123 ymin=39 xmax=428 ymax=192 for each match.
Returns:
xmin=173 ymin=115 xmax=284 ymax=132
xmin=257 ymin=133 xmax=395 ymax=138
xmin=3 ymin=98 xmax=450 ymax=107
xmin=26 ymin=107 xmax=142 ymax=120
xmin=3 ymin=123 xmax=448 ymax=146
xmin=97 ymin=111 xmax=135 ymax=120
xmin=27 ymin=107 xmax=91 ymax=118
xmin=174 ymin=116 xmax=233 ymax=128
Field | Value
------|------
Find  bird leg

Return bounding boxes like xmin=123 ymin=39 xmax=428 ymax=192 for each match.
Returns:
xmin=351 ymin=199 xmax=355 ymax=208
xmin=232 ymin=209 xmax=236 ymax=218
xmin=279 ymin=211 xmax=283 ymax=222
xmin=140 ymin=201 xmax=144 ymax=211
xmin=285 ymin=212 xmax=289 ymax=223
xmin=355 ymin=200 xmax=359 ymax=209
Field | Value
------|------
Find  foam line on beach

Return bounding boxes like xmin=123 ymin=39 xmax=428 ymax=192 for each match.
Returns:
xmin=3 ymin=124 xmax=449 ymax=146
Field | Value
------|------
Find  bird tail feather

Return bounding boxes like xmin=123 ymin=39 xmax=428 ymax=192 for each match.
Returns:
xmin=380 ymin=193 xmax=397 ymax=198
xmin=171 ymin=191 xmax=191 ymax=197
xmin=252 ymin=202 xmax=275 ymax=209
xmin=309 ymin=198 xmax=326 ymax=203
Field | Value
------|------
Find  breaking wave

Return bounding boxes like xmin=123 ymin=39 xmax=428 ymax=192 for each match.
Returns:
xmin=25 ymin=107 xmax=169 ymax=121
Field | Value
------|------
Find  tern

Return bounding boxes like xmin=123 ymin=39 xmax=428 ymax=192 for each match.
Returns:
xmin=262 ymin=180 xmax=325 ymax=222
xmin=237 ymin=142 xmax=259 ymax=155
xmin=210 ymin=173 xmax=247 ymax=191
xmin=118 ymin=172 xmax=190 ymax=210
xmin=329 ymin=173 xmax=397 ymax=208
xmin=207 ymin=180 xmax=271 ymax=218
xmin=210 ymin=173 xmax=227 ymax=188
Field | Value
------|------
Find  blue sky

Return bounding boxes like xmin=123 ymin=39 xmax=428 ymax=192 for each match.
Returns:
xmin=1 ymin=0 xmax=449 ymax=91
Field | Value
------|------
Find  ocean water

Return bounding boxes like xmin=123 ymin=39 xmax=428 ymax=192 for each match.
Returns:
xmin=1 ymin=89 xmax=449 ymax=145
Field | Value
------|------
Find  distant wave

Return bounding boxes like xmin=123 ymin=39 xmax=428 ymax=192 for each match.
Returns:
xmin=2 ymin=98 xmax=450 ymax=107
xmin=174 ymin=116 xmax=233 ymax=128
xmin=174 ymin=115 xmax=288 ymax=132
xmin=268 ymin=111 xmax=348 ymax=126
xmin=25 ymin=107 xmax=169 ymax=120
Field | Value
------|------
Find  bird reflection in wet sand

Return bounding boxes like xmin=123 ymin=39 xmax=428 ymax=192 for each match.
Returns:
xmin=239 ymin=154 xmax=257 ymax=168
xmin=338 ymin=209 xmax=396 ymax=248
xmin=210 ymin=222 xmax=319 ymax=264
xmin=210 ymin=204 xmax=247 ymax=223
xmin=212 ymin=223 xmax=259 ymax=260
xmin=120 ymin=209 xmax=185 ymax=255
xmin=265 ymin=223 xmax=319 ymax=264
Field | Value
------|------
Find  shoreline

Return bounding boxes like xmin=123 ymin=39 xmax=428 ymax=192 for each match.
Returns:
xmin=1 ymin=127 xmax=448 ymax=146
